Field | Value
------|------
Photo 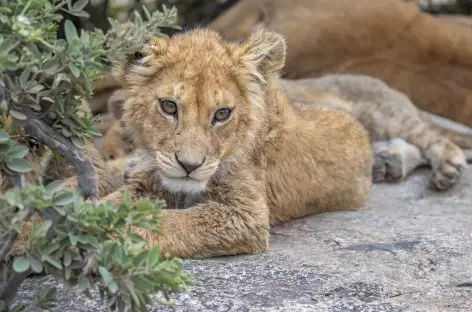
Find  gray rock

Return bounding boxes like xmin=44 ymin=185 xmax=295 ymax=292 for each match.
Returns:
xmin=14 ymin=165 xmax=472 ymax=312
xmin=14 ymin=111 xmax=472 ymax=312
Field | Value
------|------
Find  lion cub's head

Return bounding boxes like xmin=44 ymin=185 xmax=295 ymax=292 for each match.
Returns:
xmin=114 ymin=28 xmax=286 ymax=193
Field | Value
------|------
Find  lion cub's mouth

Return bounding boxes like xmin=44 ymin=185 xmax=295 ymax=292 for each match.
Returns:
xmin=159 ymin=174 xmax=208 ymax=194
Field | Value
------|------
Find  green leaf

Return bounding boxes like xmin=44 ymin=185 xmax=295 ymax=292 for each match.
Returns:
xmin=69 ymin=10 xmax=89 ymax=18
xmin=10 ymin=305 xmax=25 ymax=312
xmin=108 ymin=281 xmax=118 ymax=294
xmin=63 ymin=251 xmax=72 ymax=267
xmin=43 ymin=255 xmax=62 ymax=270
xmin=0 ymin=129 xmax=9 ymax=143
xmin=19 ymin=69 xmax=31 ymax=88
xmin=123 ymin=190 xmax=132 ymax=207
xmin=0 ymin=7 xmax=12 ymax=14
xmin=71 ymin=136 xmax=84 ymax=149
xmin=86 ymin=127 xmax=102 ymax=137
xmin=30 ymin=258 xmax=44 ymax=273
xmin=41 ymin=243 xmax=60 ymax=255
xmin=31 ymin=220 xmax=53 ymax=238
xmin=77 ymin=235 xmax=99 ymax=247
xmin=7 ymin=145 xmax=29 ymax=158
xmin=13 ymin=257 xmax=30 ymax=273
xmin=27 ymin=42 xmax=41 ymax=59
xmin=6 ymin=158 xmax=32 ymax=173
xmin=68 ymin=63 xmax=80 ymax=78
xmin=112 ymin=245 xmax=126 ymax=265
xmin=99 ymin=266 xmax=112 ymax=285
xmin=45 ymin=180 xmax=65 ymax=196
xmin=53 ymin=192 xmax=74 ymax=206
xmin=43 ymin=57 xmax=60 ymax=74
xmin=64 ymin=20 xmax=78 ymax=43
xmin=54 ymin=39 xmax=67 ymax=52
xmin=132 ymin=276 xmax=154 ymax=292
xmin=72 ymin=0 xmax=89 ymax=12
xmin=66 ymin=214 xmax=79 ymax=222
xmin=27 ymin=84 xmax=45 ymax=93
xmin=132 ymin=250 xmax=148 ymax=267
xmin=147 ymin=247 xmax=160 ymax=268
xmin=8 ymin=109 xmax=27 ymax=121
xmin=89 ymin=61 xmax=108 ymax=73
xmin=69 ymin=234 xmax=79 ymax=246
xmin=39 ymin=286 xmax=57 ymax=302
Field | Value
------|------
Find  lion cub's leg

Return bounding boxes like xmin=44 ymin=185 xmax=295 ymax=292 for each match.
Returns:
xmin=101 ymin=169 xmax=270 ymax=259
xmin=372 ymin=138 xmax=427 ymax=183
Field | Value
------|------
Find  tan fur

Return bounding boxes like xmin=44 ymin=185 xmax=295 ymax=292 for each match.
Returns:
xmin=98 ymin=89 xmax=134 ymax=161
xmin=99 ymin=121 xmax=125 ymax=160
xmin=436 ymin=14 xmax=472 ymax=30
xmin=209 ymin=0 xmax=472 ymax=127
xmin=87 ymin=74 xmax=122 ymax=114
xmin=100 ymin=28 xmax=374 ymax=259
xmin=279 ymin=75 xmax=468 ymax=189
xmin=110 ymin=71 xmax=470 ymax=191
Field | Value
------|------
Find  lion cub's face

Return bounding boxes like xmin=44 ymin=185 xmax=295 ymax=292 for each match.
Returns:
xmin=115 ymin=29 xmax=286 ymax=193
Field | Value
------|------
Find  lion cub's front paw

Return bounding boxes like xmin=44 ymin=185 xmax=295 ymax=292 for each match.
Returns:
xmin=428 ymin=142 xmax=466 ymax=191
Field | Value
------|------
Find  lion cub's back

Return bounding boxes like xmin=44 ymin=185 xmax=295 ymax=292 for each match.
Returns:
xmin=265 ymin=90 xmax=372 ymax=225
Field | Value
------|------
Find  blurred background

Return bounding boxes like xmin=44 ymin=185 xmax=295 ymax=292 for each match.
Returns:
xmin=72 ymin=0 xmax=472 ymax=35
xmin=76 ymin=0 xmax=239 ymax=34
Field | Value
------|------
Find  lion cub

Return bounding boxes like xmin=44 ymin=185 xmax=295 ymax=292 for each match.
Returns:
xmin=101 ymin=28 xmax=373 ymax=258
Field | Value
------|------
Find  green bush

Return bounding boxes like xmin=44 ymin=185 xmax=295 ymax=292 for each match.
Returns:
xmin=0 ymin=0 xmax=191 ymax=311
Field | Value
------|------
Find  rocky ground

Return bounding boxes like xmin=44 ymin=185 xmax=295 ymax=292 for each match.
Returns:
xmin=14 ymin=116 xmax=472 ymax=312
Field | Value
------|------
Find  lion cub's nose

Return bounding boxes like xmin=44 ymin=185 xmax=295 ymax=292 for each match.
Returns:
xmin=176 ymin=154 xmax=204 ymax=174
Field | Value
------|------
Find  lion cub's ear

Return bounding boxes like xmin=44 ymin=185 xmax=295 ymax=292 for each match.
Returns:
xmin=231 ymin=30 xmax=286 ymax=87
xmin=112 ymin=36 xmax=169 ymax=87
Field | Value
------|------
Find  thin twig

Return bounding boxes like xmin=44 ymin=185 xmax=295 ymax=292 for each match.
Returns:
xmin=81 ymin=253 xmax=97 ymax=276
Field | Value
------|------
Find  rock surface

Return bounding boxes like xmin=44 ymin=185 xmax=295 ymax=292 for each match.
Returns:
xmin=14 ymin=115 xmax=472 ymax=311
xmin=14 ymin=165 xmax=472 ymax=311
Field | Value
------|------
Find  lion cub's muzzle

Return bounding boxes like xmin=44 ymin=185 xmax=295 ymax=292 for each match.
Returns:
xmin=155 ymin=151 xmax=220 ymax=193
xmin=175 ymin=153 xmax=205 ymax=175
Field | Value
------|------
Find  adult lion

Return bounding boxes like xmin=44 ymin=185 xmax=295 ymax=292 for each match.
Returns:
xmin=209 ymin=0 xmax=472 ymax=127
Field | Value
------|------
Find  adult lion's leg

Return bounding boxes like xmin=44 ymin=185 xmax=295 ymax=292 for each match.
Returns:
xmin=357 ymin=98 xmax=466 ymax=190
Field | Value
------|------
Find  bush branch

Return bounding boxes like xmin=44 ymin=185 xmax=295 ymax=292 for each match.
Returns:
xmin=17 ymin=115 xmax=99 ymax=202
xmin=0 ymin=174 xmax=33 ymax=308
xmin=0 ymin=269 xmax=33 ymax=307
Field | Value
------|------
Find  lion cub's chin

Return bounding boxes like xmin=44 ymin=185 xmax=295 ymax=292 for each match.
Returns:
xmin=159 ymin=175 xmax=208 ymax=194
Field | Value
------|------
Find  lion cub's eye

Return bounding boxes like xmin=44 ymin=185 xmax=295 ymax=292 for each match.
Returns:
xmin=159 ymin=100 xmax=178 ymax=116
xmin=213 ymin=108 xmax=232 ymax=123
